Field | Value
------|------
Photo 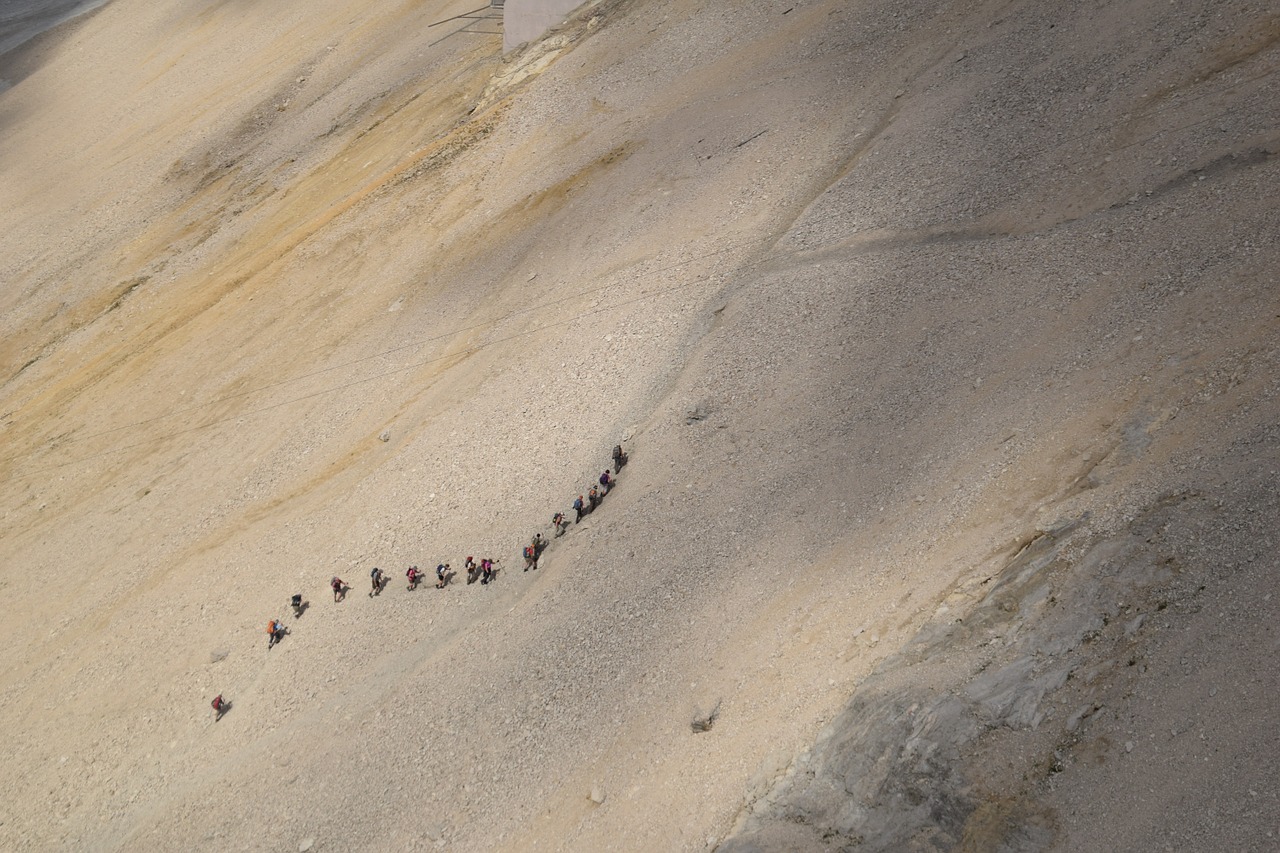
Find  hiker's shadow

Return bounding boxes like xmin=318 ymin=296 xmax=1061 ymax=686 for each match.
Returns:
xmin=292 ymin=601 xmax=310 ymax=618
xmin=443 ymin=570 xmax=457 ymax=587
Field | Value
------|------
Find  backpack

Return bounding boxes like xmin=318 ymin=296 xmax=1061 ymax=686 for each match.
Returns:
xmin=573 ymin=498 xmax=584 ymax=510
xmin=612 ymin=445 xmax=623 ymax=459
xmin=524 ymin=546 xmax=535 ymax=559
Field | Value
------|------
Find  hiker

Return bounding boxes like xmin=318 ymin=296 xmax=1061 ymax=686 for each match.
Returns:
xmin=480 ymin=558 xmax=498 ymax=585
xmin=290 ymin=594 xmax=304 ymax=617
xmin=211 ymin=694 xmax=228 ymax=721
xmin=407 ymin=566 xmax=422 ymax=590
xmin=331 ymin=576 xmax=347 ymax=602
xmin=531 ymin=532 xmax=547 ymax=555
xmin=587 ymin=485 xmax=601 ymax=512
xmin=573 ymin=495 xmax=586 ymax=523
xmin=267 ymin=618 xmax=287 ymax=649
xmin=370 ymin=567 xmax=385 ymax=597
xmin=523 ymin=543 xmax=538 ymax=572
xmin=599 ymin=470 xmax=614 ymax=493
xmin=436 ymin=563 xmax=450 ymax=589
xmin=552 ymin=512 xmax=568 ymax=537
xmin=612 ymin=444 xmax=628 ymax=473
xmin=464 ymin=556 xmax=478 ymax=584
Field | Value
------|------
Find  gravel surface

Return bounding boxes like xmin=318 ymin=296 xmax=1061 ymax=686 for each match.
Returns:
xmin=0 ymin=0 xmax=1276 ymax=850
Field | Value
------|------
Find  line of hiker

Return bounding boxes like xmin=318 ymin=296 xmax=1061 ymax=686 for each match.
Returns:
xmin=214 ymin=444 xmax=628 ymax=720
xmin=571 ymin=471 xmax=613 ymax=523
xmin=531 ymin=442 xmax=627 ymax=584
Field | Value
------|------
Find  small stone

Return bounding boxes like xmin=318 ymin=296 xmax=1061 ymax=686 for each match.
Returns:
xmin=1125 ymin=741 xmax=1135 ymax=753
xmin=589 ymin=784 xmax=606 ymax=805
xmin=379 ymin=430 xmax=391 ymax=442
xmin=299 ymin=839 xmax=314 ymax=852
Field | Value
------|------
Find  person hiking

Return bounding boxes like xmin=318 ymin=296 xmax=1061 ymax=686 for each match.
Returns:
xmin=599 ymin=470 xmax=614 ymax=493
xmin=587 ymin=485 xmax=601 ymax=512
xmin=211 ymin=694 xmax=228 ymax=721
xmin=435 ymin=563 xmax=450 ymax=589
xmin=523 ymin=543 xmax=538 ymax=572
xmin=531 ymin=532 xmax=547 ymax=555
xmin=406 ymin=566 xmax=422 ymax=590
xmin=369 ymin=567 xmax=385 ymax=597
xmin=290 ymin=593 xmax=304 ymax=617
xmin=464 ymin=556 xmax=478 ymax=584
xmin=612 ymin=444 xmax=628 ymax=473
xmin=480 ymin=558 xmax=498 ymax=585
xmin=573 ymin=495 xmax=586 ymax=523
xmin=267 ymin=618 xmax=287 ymax=649
xmin=552 ymin=512 xmax=568 ymax=537
xmin=331 ymin=576 xmax=347 ymax=603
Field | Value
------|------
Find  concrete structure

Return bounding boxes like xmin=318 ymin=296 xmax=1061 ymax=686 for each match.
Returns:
xmin=503 ymin=0 xmax=583 ymax=52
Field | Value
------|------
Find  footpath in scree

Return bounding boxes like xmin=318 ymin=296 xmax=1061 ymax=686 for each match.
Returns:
xmin=209 ymin=443 xmax=630 ymax=720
